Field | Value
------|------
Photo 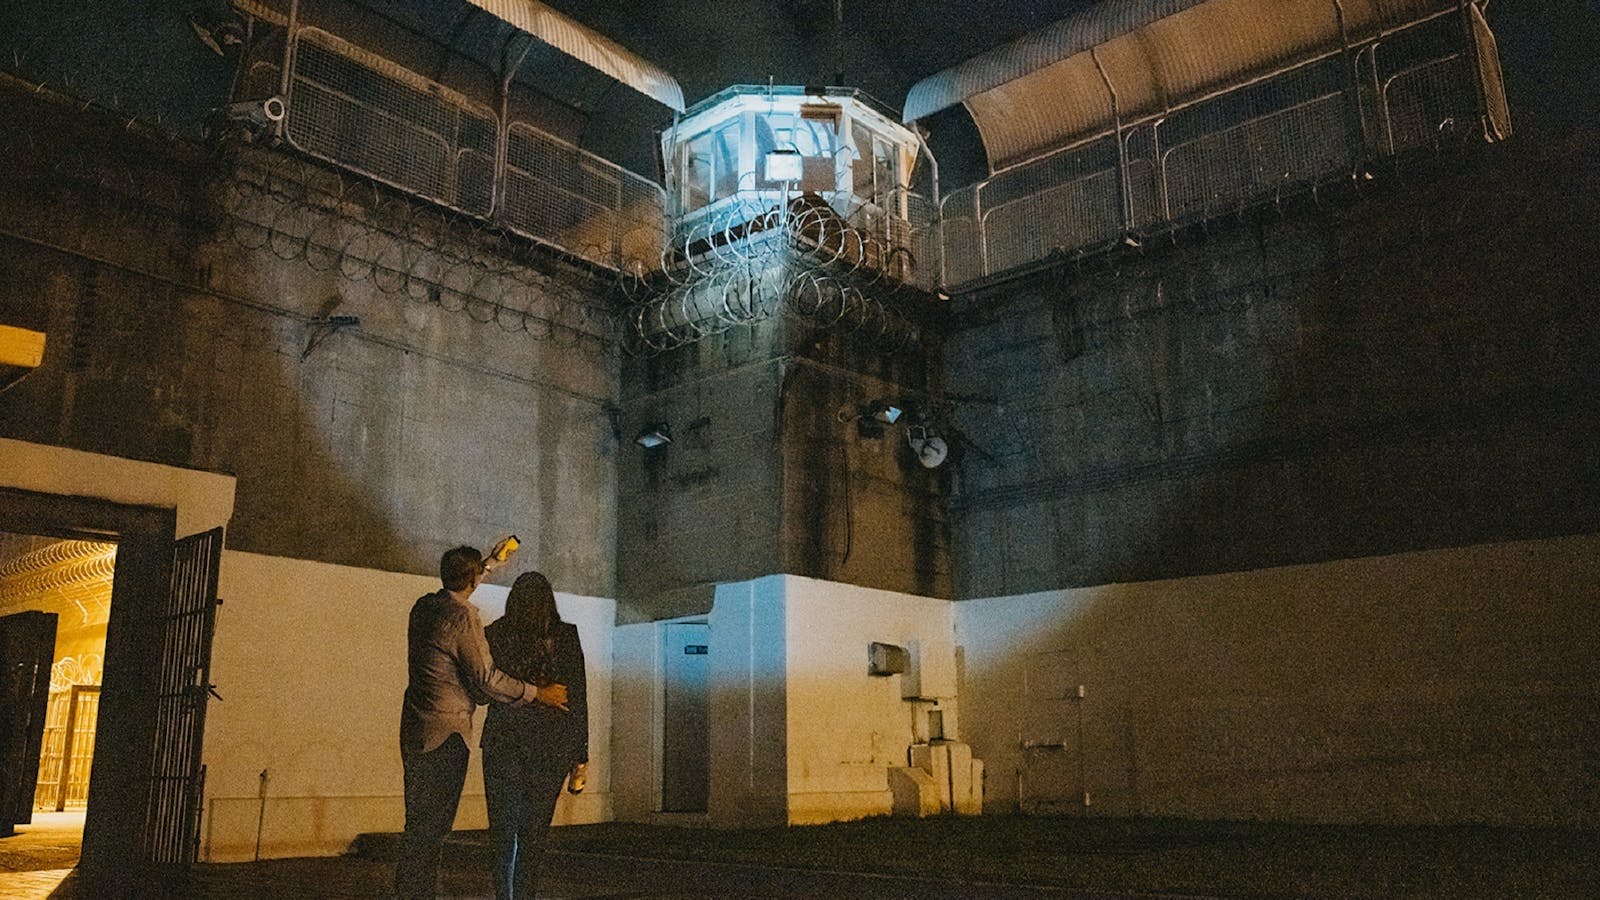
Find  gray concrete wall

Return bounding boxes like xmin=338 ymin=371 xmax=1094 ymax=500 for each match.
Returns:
xmin=616 ymin=323 xmax=789 ymax=622
xmin=0 ymin=84 xmax=619 ymax=595
xmin=946 ymin=4 xmax=1600 ymax=596
xmin=942 ymin=3 xmax=1600 ymax=830
xmin=616 ymin=287 xmax=948 ymax=622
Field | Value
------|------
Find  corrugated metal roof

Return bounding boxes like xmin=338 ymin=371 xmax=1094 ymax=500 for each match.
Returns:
xmin=465 ymin=0 xmax=684 ymax=112
xmin=906 ymin=0 xmax=1455 ymax=170
xmin=902 ymin=0 xmax=1201 ymax=123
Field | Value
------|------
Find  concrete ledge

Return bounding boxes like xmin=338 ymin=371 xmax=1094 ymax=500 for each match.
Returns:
xmin=786 ymin=790 xmax=893 ymax=825
xmin=888 ymin=767 xmax=940 ymax=817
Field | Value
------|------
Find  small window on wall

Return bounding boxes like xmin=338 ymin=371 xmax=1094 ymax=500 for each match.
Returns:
xmin=683 ymin=122 xmax=741 ymax=211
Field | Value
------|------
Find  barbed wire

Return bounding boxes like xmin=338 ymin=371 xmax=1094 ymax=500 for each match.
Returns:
xmin=0 ymin=65 xmax=939 ymax=359
xmin=216 ymin=146 xmax=618 ymax=349
xmin=0 ymin=101 xmax=619 ymax=352
xmin=616 ymin=191 xmax=932 ymax=358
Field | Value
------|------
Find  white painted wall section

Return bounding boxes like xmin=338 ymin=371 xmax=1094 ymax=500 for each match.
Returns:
xmin=707 ymin=575 xmax=787 ymax=827
xmin=203 ymin=551 xmax=615 ymax=860
xmin=608 ymin=620 xmax=661 ymax=823
xmin=782 ymin=576 xmax=958 ymax=824
xmin=955 ymin=533 xmax=1600 ymax=827
xmin=0 ymin=437 xmax=235 ymax=537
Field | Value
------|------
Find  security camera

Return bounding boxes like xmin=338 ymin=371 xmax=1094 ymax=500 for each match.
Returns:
xmin=225 ymin=96 xmax=286 ymax=129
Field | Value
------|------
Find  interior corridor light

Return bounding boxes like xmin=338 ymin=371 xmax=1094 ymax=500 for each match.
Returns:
xmin=635 ymin=423 xmax=672 ymax=448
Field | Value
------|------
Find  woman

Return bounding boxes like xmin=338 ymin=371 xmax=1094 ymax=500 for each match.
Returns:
xmin=482 ymin=571 xmax=588 ymax=900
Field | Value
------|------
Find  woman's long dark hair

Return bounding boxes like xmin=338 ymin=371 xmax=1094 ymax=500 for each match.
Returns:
xmin=501 ymin=571 xmax=560 ymax=682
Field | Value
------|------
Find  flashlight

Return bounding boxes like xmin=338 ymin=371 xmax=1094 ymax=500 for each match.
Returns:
xmin=493 ymin=535 xmax=519 ymax=562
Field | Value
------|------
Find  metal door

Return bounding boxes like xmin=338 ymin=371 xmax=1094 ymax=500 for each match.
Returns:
xmin=36 ymin=684 xmax=101 ymax=811
xmin=661 ymin=622 xmax=710 ymax=813
xmin=0 ymin=610 xmax=57 ymax=835
xmin=142 ymin=527 xmax=222 ymax=865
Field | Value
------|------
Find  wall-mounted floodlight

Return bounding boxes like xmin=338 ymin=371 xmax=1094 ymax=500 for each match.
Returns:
xmin=906 ymin=425 xmax=949 ymax=469
xmin=764 ymin=149 xmax=803 ymax=182
xmin=635 ymin=423 xmax=672 ymax=448
xmin=868 ymin=401 xmax=903 ymax=425
xmin=0 ymin=324 xmax=45 ymax=394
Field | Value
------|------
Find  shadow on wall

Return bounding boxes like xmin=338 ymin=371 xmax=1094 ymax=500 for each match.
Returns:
xmin=946 ymin=2 xmax=1600 ymax=829
xmin=957 ymin=534 xmax=1600 ymax=828
xmin=0 ymin=82 xmax=617 ymax=592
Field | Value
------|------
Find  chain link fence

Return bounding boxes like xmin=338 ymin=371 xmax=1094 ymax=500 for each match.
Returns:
xmin=940 ymin=11 xmax=1503 ymax=290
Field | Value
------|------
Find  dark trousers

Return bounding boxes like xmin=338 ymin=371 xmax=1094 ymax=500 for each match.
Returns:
xmin=395 ymin=733 xmax=469 ymax=900
xmin=483 ymin=741 xmax=569 ymax=900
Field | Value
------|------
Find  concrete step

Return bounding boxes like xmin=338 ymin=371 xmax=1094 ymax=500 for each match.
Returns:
xmin=347 ymin=829 xmax=490 ymax=863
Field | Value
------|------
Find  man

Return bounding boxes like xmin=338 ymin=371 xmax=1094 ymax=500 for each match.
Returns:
xmin=396 ymin=544 xmax=568 ymax=899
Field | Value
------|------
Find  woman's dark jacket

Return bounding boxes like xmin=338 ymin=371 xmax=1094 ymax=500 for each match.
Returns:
xmin=481 ymin=618 xmax=588 ymax=766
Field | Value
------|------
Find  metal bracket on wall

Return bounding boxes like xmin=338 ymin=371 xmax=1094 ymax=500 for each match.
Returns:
xmin=301 ymin=315 xmax=359 ymax=360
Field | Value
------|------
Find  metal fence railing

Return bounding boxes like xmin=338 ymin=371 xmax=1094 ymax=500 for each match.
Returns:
xmin=236 ymin=11 xmax=666 ymax=275
xmin=940 ymin=11 xmax=1502 ymax=291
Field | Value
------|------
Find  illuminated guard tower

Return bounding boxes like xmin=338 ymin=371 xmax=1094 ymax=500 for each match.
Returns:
xmin=666 ymin=85 xmax=927 ymax=269
xmin=620 ymin=85 xmax=939 ymax=355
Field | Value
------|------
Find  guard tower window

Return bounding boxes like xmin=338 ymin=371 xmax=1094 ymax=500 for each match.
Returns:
xmin=850 ymin=120 xmax=898 ymax=204
xmin=663 ymin=85 xmax=921 ymax=237
xmin=683 ymin=122 xmax=741 ymax=212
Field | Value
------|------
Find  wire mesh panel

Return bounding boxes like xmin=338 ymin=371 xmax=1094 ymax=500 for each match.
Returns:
xmin=1124 ymin=124 xmax=1164 ymax=230
xmin=985 ymin=170 xmax=1121 ymax=273
xmin=617 ymin=175 xmax=668 ymax=276
xmin=940 ymin=189 xmax=983 ymax=287
xmin=285 ymin=29 xmax=496 ymax=217
xmin=1161 ymin=59 xmax=1352 ymax=222
xmin=1163 ymin=92 xmax=1349 ymax=221
xmin=981 ymin=138 xmax=1121 ymax=275
xmin=505 ymin=123 xmax=650 ymax=269
xmin=898 ymin=189 xmax=939 ymax=290
xmin=1381 ymin=53 xmax=1476 ymax=153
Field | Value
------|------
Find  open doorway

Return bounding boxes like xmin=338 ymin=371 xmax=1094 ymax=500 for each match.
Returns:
xmin=0 ymin=531 xmax=114 ymax=881
xmin=0 ymin=475 xmax=225 ymax=891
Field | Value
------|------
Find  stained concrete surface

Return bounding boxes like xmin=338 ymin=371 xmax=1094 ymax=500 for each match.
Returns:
xmin=8 ymin=816 xmax=1597 ymax=898
xmin=0 ymin=812 xmax=83 ymax=900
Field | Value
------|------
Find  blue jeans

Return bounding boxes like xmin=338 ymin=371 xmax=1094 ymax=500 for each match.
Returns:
xmin=483 ymin=741 xmax=569 ymax=900
xmin=395 ymin=734 xmax=468 ymax=899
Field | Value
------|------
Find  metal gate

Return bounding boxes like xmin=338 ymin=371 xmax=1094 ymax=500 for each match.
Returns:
xmin=35 ymin=683 xmax=101 ymax=811
xmin=142 ymin=527 xmax=222 ymax=866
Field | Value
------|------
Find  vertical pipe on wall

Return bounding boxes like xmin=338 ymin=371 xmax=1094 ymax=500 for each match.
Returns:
xmin=911 ymin=130 xmax=943 ymax=289
xmin=491 ymin=35 xmax=534 ymax=219
xmin=1329 ymin=0 xmax=1369 ymax=168
xmin=1090 ymin=46 xmax=1133 ymax=237
xmin=252 ymin=768 xmax=267 ymax=861
xmin=274 ymin=0 xmax=299 ymax=144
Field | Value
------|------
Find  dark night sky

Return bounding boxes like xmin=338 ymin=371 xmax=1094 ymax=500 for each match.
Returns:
xmin=537 ymin=0 xmax=1091 ymax=109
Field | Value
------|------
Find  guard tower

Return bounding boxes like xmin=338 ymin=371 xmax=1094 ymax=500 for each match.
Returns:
xmin=660 ymin=85 xmax=931 ymax=284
